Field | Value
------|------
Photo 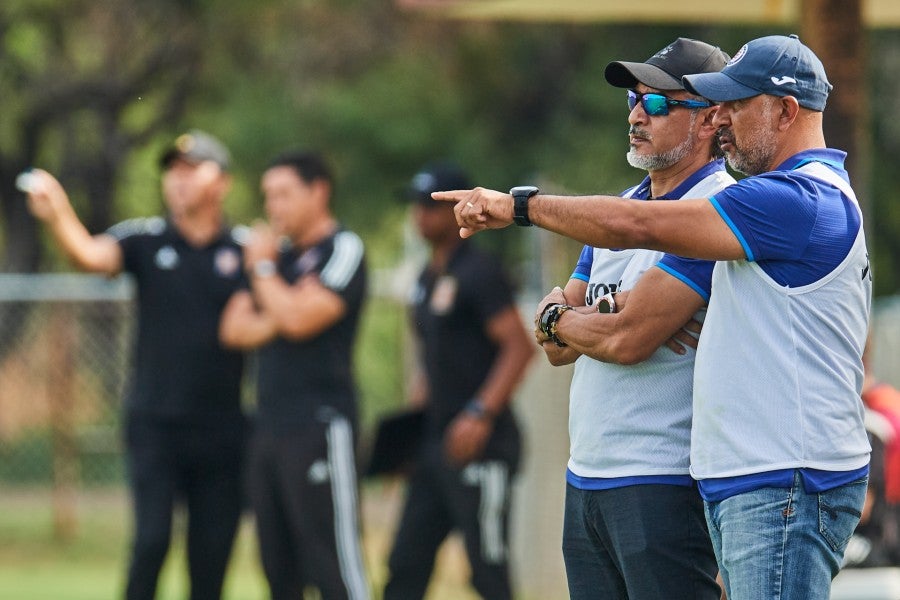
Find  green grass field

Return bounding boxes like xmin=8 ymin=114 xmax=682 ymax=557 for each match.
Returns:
xmin=0 ymin=485 xmax=479 ymax=600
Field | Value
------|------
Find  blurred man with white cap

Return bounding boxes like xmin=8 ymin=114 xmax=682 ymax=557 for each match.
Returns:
xmin=27 ymin=129 xmax=247 ymax=600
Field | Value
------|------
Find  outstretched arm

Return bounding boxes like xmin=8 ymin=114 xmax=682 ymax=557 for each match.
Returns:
xmin=432 ymin=188 xmax=744 ymax=262
xmin=26 ymin=169 xmax=123 ymax=274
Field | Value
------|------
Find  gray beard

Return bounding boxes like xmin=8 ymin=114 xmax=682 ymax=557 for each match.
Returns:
xmin=626 ymin=134 xmax=695 ymax=171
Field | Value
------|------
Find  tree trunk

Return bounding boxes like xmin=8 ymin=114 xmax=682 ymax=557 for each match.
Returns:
xmin=801 ymin=0 xmax=870 ymax=225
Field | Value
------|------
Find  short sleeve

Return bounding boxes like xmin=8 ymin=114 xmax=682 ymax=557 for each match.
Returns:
xmin=709 ymin=173 xmax=818 ymax=262
xmin=656 ymin=255 xmax=715 ymax=303
xmin=319 ymin=231 xmax=366 ymax=304
xmin=105 ymin=217 xmax=166 ymax=276
xmin=461 ymin=251 xmax=516 ymax=324
xmin=570 ymin=246 xmax=593 ymax=282
xmin=319 ymin=231 xmax=365 ymax=292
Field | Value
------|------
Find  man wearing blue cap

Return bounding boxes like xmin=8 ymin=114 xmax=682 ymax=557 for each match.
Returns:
xmin=436 ymin=34 xmax=871 ymax=599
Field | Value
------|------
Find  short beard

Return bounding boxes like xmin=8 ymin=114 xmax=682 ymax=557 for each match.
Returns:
xmin=725 ymin=130 xmax=777 ymax=176
xmin=724 ymin=99 xmax=778 ymax=175
xmin=627 ymin=132 xmax=695 ymax=171
xmin=626 ymin=111 xmax=697 ymax=172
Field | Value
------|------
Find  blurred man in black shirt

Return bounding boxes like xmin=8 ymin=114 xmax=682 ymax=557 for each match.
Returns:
xmin=219 ymin=150 xmax=369 ymax=600
xmin=26 ymin=130 xmax=247 ymax=600
xmin=383 ymin=162 xmax=534 ymax=600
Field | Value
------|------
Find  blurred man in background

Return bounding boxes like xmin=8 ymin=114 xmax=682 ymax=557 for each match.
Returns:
xmin=26 ymin=130 xmax=247 ymax=600
xmin=219 ymin=150 xmax=369 ymax=600
xmin=382 ymin=162 xmax=534 ymax=600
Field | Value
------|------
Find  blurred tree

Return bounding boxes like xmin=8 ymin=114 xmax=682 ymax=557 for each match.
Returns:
xmin=3 ymin=0 xmax=899 ymax=289
xmin=0 ymin=0 xmax=202 ymax=272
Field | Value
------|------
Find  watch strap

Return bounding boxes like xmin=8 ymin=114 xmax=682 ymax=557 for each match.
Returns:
xmin=510 ymin=186 xmax=539 ymax=227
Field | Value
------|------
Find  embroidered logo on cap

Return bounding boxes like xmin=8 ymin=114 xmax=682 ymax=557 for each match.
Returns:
xmin=654 ymin=43 xmax=675 ymax=59
xmin=727 ymin=44 xmax=748 ymax=66
xmin=770 ymin=76 xmax=797 ymax=86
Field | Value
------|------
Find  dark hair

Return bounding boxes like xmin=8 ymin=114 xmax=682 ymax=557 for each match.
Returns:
xmin=266 ymin=150 xmax=333 ymax=187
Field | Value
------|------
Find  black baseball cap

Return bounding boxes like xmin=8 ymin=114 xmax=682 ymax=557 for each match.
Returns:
xmin=160 ymin=129 xmax=231 ymax=171
xmin=402 ymin=161 xmax=471 ymax=206
xmin=605 ymin=38 xmax=730 ymax=91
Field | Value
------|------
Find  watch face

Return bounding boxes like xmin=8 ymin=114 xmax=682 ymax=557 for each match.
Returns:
xmin=596 ymin=293 xmax=616 ymax=314
xmin=510 ymin=185 xmax=539 ymax=197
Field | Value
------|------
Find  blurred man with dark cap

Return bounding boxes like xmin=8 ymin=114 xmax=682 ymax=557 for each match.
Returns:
xmin=382 ymin=162 xmax=534 ymax=600
xmin=26 ymin=129 xmax=247 ymax=600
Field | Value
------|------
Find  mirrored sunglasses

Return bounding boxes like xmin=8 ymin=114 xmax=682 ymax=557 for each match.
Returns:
xmin=627 ymin=90 xmax=712 ymax=116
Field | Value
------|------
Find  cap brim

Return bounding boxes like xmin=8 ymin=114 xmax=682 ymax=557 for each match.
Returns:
xmin=399 ymin=185 xmax=439 ymax=206
xmin=160 ymin=149 xmax=208 ymax=170
xmin=682 ymin=72 xmax=760 ymax=103
xmin=604 ymin=61 xmax=683 ymax=90
xmin=159 ymin=149 xmax=179 ymax=169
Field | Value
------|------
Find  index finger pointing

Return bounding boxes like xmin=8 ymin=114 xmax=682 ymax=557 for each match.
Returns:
xmin=431 ymin=190 xmax=470 ymax=202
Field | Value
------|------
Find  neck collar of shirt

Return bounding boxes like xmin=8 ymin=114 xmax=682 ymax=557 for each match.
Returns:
xmin=165 ymin=217 xmax=232 ymax=248
xmin=777 ymin=148 xmax=847 ymax=173
xmin=428 ymin=238 xmax=471 ymax=275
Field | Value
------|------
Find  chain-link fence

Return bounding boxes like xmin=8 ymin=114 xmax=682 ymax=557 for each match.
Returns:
xmin=0 ymin=274 xmax=133 ymax=485
xmin=0 ymin=274 xmax=133 ymax=538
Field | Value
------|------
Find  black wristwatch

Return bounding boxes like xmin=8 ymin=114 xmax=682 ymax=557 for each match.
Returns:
xmin=509 ymin=185 xmax=539 ymax=227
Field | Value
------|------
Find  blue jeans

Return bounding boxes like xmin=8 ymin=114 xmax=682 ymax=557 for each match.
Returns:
xmin=704 ymin=472 xmax=867 ymax=600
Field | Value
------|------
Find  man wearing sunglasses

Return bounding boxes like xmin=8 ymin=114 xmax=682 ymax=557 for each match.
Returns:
xmin=437 ymin=34 xmax=871 ymax=600
xmin=531 ymin=38 xmax=732 ymax=599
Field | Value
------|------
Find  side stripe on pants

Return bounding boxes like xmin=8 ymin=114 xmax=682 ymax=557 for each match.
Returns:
xmin=475 ymin=461 xmax=509 ymax=564
xmin=326 ymin=417 xmax=370 ymax=600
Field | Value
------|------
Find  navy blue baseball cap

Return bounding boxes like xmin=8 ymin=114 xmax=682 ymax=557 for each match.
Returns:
xmin=682 ymin=35 xmax=832 ymax=111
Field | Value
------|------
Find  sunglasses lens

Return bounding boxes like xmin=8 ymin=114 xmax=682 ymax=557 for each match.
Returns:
xmin=627 ymin=90 xmax=638 ymax=111
xmin=642 ymin=94 xmax=669 ymax=116
xmin=627 ymin=91 xmax=670 ymax=116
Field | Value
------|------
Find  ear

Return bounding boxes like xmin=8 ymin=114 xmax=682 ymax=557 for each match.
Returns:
xmin=213 ymin=173 xmax=233 ymax=200
xmin=311 ymin=178 xmax=331 ymax=206
xmin=777 ymin=96 xmax=801 ymax=131
xmin=696 ymin=105 xmax=720 ymax=142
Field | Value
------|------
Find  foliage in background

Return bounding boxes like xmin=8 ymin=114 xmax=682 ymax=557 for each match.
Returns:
xmin=2 ymin=2 xmax=895 ymax=288
xmin=1 ymin=3 xmax=899 ymax=421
